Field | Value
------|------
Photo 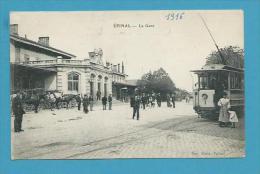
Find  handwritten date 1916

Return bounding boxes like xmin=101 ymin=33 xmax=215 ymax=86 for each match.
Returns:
xmin=165 ymin=12 xmax=185 ymax=21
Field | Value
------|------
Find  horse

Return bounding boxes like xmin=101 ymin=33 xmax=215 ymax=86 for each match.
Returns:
xmin=20 ymin=91 xmax=47 ymax=113
xmin=54 ymin=93 xmax=81 ymax=109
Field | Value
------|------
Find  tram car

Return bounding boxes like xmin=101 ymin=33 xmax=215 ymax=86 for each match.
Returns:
xmin=191 ymin=64 xmax=244 ymax=119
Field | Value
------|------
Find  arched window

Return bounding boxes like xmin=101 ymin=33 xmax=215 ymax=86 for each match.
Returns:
xmin=104 ymin=77 xmax=108 ymax=97
xmin=90 ymin=74 xmax=95 ymax=95
xmin=97 ymin=75 xmax=102 ymax=93
xmin=68 ymin=72 xmax=79 ymax=91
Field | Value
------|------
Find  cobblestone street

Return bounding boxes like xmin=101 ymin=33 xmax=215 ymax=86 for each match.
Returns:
xmin=11 ymin=101 xmax=245 ymax=159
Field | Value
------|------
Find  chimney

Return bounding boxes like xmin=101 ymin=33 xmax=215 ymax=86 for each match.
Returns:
xmin=38 ymin=37 xmax=50 ymax=46
xmin=10 ymin=24 xmax=18 ymax=35
xmin=118 ymin=64 xmax=120 ymax=73
xmin=122 ymin=61 xmax=125 ymax=74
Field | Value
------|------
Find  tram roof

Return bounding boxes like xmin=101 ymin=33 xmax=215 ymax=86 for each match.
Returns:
xmin=191 ymin=64 xmax=244 ymax=73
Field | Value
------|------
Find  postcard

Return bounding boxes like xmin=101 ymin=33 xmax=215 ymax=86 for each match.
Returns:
xmin=10 ymin=10 xmax=244 ymax=159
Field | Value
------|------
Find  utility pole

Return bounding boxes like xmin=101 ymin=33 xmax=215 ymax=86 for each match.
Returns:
xmin=198 ymin=14 xmax=227 ymax=65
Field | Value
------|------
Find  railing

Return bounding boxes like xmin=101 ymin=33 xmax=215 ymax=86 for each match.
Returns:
xmin=24 ymin=60 xmax=57 ymax=65
xmin=22 ymin=59 xmax=124 ymax=74
xmin=23 ymin=59 xmax=91 ymax=66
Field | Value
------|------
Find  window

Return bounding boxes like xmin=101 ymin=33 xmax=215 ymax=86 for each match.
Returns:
xmin=230 ymin=73 xmax=242 ymax=89
xmin=90 ymin=74 xmax=95 ymax=95
xmin=104 ymin=77 xmax=108 ymax=96
xmin=199 ymin=76 xmax=208 ymax=89
xmin=68 ymin=72 xmax=79 ymax=91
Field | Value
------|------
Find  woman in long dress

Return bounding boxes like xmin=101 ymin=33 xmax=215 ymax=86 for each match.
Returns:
xmin=218 ymin=92 xmax=230 ymax=127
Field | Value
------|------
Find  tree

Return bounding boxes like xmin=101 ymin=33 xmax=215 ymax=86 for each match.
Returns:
xmin=205 ymin=46 xmax=244 ymax=68
xmin=137 ymin=68 xmax=176 ymax=99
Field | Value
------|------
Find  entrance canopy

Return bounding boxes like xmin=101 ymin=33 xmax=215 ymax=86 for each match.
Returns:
xmin=11 ymin=63 xmax=57 ymax=92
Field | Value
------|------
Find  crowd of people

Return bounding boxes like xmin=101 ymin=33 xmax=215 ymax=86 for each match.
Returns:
xmin=130 ymin=93 xmax=176 ymax=120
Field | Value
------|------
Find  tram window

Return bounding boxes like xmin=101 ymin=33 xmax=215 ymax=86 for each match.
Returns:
xmin=219 ymin=72 xmax=228 ymax=90
xmin=209 ymin=75 xmax=217 ymax=89
xmin=199 ymin=76 xmax=209 ymax=89
xmin=230 ymin=73 xmax=242 ymax=89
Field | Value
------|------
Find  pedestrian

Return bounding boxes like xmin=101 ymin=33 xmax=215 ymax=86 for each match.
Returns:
xmin=149 ymin=95 xmax=154 ymax=108
xmin=83 ymin=94 xmax=89 ymax=114
xmin=141 ymin=94 xmax=146 ymax=110
xmin=171 ymin=93 xmax=176 ymax=108
xmin=76 ymin=94 xmax=82 ymax=111
xmin=218 ymin=92 xmax=230 ymax=127
xmin=96 ymin=90 xmax=101 ymax=101
xmin=145 ymin=94 xmax=149 ymax=108
xmin=133 ymin=95 xmax=141 ymax=120
xmin=12 ymin=91 xmax=25 ymax=132
xmin=108 ymin=94 xmax=112 ymax=110
xmin=89 ymin=94 xmax=94 ymax=111
xmin=166 ymin=94 xmax=171 ymax=107
xmin=102 ymin=95 xmax=107 ymax=110
xmin=229 ymin=110 xmax=239 ymax=128
xmin=185 ymin=96 xmax=190 ymax=103
xmin=156 ymin=93 xmax=162 ymax=107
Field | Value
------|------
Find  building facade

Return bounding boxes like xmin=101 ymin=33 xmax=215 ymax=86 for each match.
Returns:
xmin=10 ymin=24 xmax=135 ymax=98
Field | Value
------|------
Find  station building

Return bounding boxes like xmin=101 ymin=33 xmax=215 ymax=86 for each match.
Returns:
xmin=10 ymin=24 xmax=136 ymax=99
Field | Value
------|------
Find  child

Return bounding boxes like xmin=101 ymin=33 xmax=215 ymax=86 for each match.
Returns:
xmin=228 ymin=110 xmax=239 ymax=128
xmin=218 ymin=92 xmax=230 ymax=127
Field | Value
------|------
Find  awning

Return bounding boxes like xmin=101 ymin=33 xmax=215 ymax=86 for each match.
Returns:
xmin=113 ymin=81 xmax=137 ymax=87
xmin=11 ymin=63 xmax=57 ymax=73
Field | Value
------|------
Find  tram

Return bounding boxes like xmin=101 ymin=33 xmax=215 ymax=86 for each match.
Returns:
xmin=191 ymin=64 xmax=244 ymax=119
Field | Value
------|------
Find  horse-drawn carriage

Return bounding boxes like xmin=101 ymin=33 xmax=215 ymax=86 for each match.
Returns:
xmin=11 ymin=88 xmax=80 ymax=112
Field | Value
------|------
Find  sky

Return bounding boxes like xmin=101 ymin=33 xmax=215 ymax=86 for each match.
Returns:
xmin=10 ymin=10 xmax=243 ymax=91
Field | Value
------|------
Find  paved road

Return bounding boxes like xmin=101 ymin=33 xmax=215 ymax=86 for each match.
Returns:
xmin=11 ymin=101 xmax=245 ymax=159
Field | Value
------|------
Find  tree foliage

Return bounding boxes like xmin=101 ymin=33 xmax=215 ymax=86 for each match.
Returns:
xmin=137 ymin=68 xmax=176 ymax=96
xmin=205 ymin=46 xmax=244 ymax=68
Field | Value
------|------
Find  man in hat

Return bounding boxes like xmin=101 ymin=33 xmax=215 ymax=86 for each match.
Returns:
xmin=89 ymin=94 xmax=94 ymax=111
xmin=82 ymin=94 xmax=90 ymax=114
xmin=102 ymin=95 xmax=107 ymax=110
xmin=133 ymin=95 xmax=141 ymax=120
xmin=171 ymin=93 xmax=176 ymax=108
xmin=96 ymin=90 xmax=101 ymax=101
xmin=76 ymin=94 xmax=82 ymax=111
xmin=12 ymin=91 xmax=25 ymax=132
xmin=108 ymin=94 xmax=113 ymax=110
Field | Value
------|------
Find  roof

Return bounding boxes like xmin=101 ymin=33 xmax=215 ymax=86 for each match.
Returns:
xmin=191 ymin=64 xmax=244 ymax=73
xmin=126 ymin=79 xmax=138 ymax=86
xmin=113 ymin=80 xmax=138 ymax=87
xmin=10 ymin=34 xmax=76 ymax=59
